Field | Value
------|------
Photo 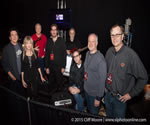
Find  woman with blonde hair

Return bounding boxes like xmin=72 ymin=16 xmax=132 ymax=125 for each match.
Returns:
xmin=21 ymin=36 xmax=45 ymax=99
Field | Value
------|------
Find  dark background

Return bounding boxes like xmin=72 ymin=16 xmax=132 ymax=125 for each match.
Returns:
xmin=0 ymin=0 xmax=149 ymax=74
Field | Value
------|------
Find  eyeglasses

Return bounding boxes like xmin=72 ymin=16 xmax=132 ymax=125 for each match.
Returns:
xmin=51 ymin=29 xmax=57 ymax=31
xmin=110 ymin=33 xmax=123 ymax=37
xmin=73 ymin=54 xmax=79 ymax=58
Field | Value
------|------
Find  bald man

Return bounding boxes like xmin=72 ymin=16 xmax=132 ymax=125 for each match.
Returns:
xmin=84 ymin=33 xmax=107 ymax=115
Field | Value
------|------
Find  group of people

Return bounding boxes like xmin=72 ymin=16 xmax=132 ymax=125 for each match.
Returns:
xmin=1 ymin=23 xmax=148 ymax=118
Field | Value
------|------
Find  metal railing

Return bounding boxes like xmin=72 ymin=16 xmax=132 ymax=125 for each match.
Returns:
xmin=0 ymin=84 xmax=104 ymax=125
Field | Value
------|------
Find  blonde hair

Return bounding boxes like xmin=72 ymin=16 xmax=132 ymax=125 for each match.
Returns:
xmin=22 ymin=36 xmax=37 ymax=60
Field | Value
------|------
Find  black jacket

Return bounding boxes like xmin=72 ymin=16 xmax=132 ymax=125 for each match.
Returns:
xmin=69 ymin=62 xmax=84 ymax=96
xmin=2 ymin=42 xmax=23 ymax=80
xmin=66 ymin=37 xmax=81 ymax=50
xmin=45 ymin=37 xmax=66 ymax=68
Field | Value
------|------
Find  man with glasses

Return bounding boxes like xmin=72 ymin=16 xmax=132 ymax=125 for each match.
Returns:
xmin=104 ymin=24 xmax=148 ymax=118
xmin=84 ymin=33 xmax=107 ymax=115
xmin=45 ymin=24 xmax=66 ymax=92
xmin=68 ymin=51 xmax=85 ymax=111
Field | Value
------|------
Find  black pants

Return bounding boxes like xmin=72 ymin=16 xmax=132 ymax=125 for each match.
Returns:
xmin=9 ymin=79 xmax=26 ymax=96
xmin=7 ymin=80 xmax=27 ymax=124
xmin=48 ymin=66 xmax=63 ymax=93
xmin=26 ymin=80 xmax=39 ymax=99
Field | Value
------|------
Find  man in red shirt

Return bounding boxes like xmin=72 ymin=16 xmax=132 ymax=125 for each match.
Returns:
xmin=32 ymin=23 xmax=47 ymax=77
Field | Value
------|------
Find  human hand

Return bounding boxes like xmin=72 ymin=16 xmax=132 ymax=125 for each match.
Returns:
xmin=66 ymin=50 xmax=71 ymax=55
xmin=22 ymin=80 xmax=27 ymax=88
xmin=72 ymin=87 xmax=80 ymax=94
xmin=69 ymin=87 xmax=80 ymax=95
xmin=41 ymin=55 xmax=44 ymax=58
xmin=46 ymin=68 xmax=50 ymax=74
xmin=41 ymin=76 xmax=46 ymax=82
xmin=12 ymin=76 xmax=16 ymax=81
xmin=119 ymin=93 xmax=131 ymax=103
xmin=61 ymin=68 xmax=65 ymax=73
xmin=34 ymin=46 xmax=39 ymax=51
xmin=94 ymin=99 xmax=100 ymax=107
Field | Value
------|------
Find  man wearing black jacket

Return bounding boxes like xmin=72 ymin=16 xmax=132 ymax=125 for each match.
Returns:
xmin=104 ymin=24 xmax=148 ymax=118
xmin=45 ymin=24 xmax=66 ymax=92
xmin=2 ymin=28 xmax=24 ymax=95
xmin=68 ymin=51 xmax=85 ymax=111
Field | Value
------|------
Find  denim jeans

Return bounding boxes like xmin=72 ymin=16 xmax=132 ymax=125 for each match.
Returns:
xmin=73 ymin=93 xmax=85 ymax=112
xmin=85 ymin=91 xmax=100 ymax=115
xmin=104 ymin=92 xmax=127 ymax=118
xmin=72 ymin=85 xmax=85 ymax=112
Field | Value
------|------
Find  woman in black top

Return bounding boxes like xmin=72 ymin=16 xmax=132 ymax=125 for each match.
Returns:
xmin=66 ymin=28 xmax=81 ymax=55
xmin=21 ymin=36 xmax=45 ymax=99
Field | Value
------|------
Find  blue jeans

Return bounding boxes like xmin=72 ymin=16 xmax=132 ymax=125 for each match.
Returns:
xmin=73 ymin=93 xmax=85 ymax=112
xmin=71 ymin=85 xmax=85 ymax=111
xmin=85 ymin=91 xmax=99 ymax=115
xmin=104 ymin=92 xmax=127 ymax=118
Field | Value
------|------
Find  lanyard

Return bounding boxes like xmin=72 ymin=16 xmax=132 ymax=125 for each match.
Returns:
xmin=50 ymin=38 xmax=56 ymax=53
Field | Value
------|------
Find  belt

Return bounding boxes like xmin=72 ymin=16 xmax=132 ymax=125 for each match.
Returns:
xmin=107 ymin=89 xmax=122 ymax=97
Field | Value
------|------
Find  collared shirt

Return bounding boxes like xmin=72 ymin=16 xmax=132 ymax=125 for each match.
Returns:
xmin=105 ymin=45 xmax=148 ymax=97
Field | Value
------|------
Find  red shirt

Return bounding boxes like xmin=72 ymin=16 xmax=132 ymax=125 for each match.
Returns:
xmin=32 ymin=33 xmax=47 ymax=58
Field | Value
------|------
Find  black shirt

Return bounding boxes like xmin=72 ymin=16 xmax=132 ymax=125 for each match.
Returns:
xmin=66 ymin=37 xmax=81 ymax=50
xmin=45 ymin=37 xmax=66 ymax=68
xmin=21 ymin=55 xmax=40 ymax=84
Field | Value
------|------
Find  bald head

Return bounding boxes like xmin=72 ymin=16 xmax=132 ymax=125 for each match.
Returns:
xmin=88 ymin=33 xmax=98 ymax=54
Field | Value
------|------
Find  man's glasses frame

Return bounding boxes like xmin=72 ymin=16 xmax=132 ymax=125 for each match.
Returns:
xmin=110 ymin=33 xmax=123 ymax=37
